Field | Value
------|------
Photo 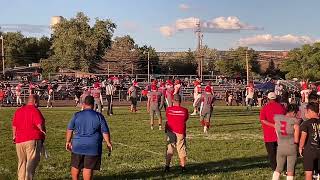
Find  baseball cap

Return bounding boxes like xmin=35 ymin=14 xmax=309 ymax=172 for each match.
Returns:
xmin=205 ymin=86 xmax=212 ymax=93
xmin=267 ymin=92 xmax=277 ymax=100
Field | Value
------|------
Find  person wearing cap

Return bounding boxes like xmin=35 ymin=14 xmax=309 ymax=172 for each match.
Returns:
xmin=260 ymin=92 xmax=286 ymax=171
xmin=147 ymin=85 xmax=164 ymax=130
xmin=165 ymin=80 xmax=174 ymax=107
xmin=164 ymin=94 xmax=189 ymax=173
xmin=91 ymin=83 xmax=103 ymax=113
xmin=12 ymin=95 xmax=46 ymax=180
xmin=46 ymin=85 xmax=54 ymax=108
xmin=199 ymin=86 xmax=215 ymax=134
xmin=191 ymin=81 xmax=202 ymax=116
xmin=173 ymin=79 xmax=182 ymax=95
xmin=66 ymin=95 xmax=112 ymax=180
xmin=15 ymin=83 xmax=23 ymax=106
xmin=128 ymin=82 xmax=138 ymax=112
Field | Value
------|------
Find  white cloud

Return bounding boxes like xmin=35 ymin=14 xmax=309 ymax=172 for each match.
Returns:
xmin=160 ymin=26 xmax=175 ymax=37
xmin=179 ymin=4 xmax=190 ymax=11
xmin=159 ymin=16 xmax=260 ymax=37
xmin=238 ymin=34 xmax=317 ymax=49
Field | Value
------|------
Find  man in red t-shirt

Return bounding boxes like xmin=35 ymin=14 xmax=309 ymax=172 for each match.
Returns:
xmin=260 ymin=92 xmax=286 ymax=171
xmin=165 ymin=94 xmax=189 ymax=173
xmin=12 ymin=95 xmax=46 ymax=180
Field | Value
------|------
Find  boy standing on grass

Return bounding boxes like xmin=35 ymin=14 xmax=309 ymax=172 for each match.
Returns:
xmin=199 ymin=86 xmax=215 ymax=134
xmin=66 ymin=95 xmax=112 ymax=180
xmin=299 ymin=102 xmax=320 ymax=180
xmin=164 ymin=94 xmax=189 ymax=173
xmin=272 ymin=104 xmax=300 ymax=180
xmin=147 ymin=85 xmax=163 ymax=130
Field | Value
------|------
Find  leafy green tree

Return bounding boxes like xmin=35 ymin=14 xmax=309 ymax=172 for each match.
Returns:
xmin=49 ymin=12 xmax=116 ymax=72
xmin=215 ymin=47 xmax=259 ymax=78
xmin=103 ymin=35 xmax=139 ymax=74
xmin=137 ymin=45 xmax=160 ymax=74
xmin=2 ymin=32 xmax=25 ymax=67
xmin=280 ymin=43 xmax=320 ymax=80
xmin=166 ymin=49 xmax=197 ymax=75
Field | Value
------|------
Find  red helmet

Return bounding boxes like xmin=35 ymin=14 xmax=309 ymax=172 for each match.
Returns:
xmin=152 ymin=79 xmax=158 ymax=85
xmin=205 ymin=86 xmax=212 ymax=93
xmin=151 ymin=85 xmax=157 ymax=91
xmin=93 ymin=82 xmax=100 ymax=88
xmin=175 ymin=79 xmax=181 ymax=84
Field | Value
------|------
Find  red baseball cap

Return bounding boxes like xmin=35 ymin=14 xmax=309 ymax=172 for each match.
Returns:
xmin=205 ymin=86 xmax=212 ymax=93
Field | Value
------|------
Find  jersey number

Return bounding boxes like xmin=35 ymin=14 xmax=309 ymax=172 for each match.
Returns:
xmin=280 ymin=121 xmax=288 ymax=136
xmin=152 ymin=95 xmax=158 ymax=102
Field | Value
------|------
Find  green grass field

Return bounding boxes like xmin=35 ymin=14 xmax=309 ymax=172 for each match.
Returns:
xmin=0 ymin=105 xmax=305 ymax=179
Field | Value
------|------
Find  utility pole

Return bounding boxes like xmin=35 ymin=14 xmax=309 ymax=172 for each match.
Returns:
xmin=147 ymin=51 xmax=150 ymax=83
xmin=195 ymin=21 xmax=203 ymax=80
xmin=0 ymin=36 xmax=4 ymax=75
xmin=246 ymin=50 xmax=249 ymax=85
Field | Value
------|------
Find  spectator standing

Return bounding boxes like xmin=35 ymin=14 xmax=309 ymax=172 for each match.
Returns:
xmin=12 ymin=95 xmax=46 ymax=180
xmin=105 ymin=81 xmax=116 ymax=116
xmin=15 ymin=83 xmax=23 ymax=106
xmin=259 ymin=92 xmax=286 ymax=171
xmin=66 ymin=96 xmax=112 ymax=180
xmin=165 ymin=94 xmax=189 ymax=173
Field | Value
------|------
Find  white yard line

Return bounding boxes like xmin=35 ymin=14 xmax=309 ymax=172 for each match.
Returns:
xmin=48 ymin=127 xmax=197 ymax=163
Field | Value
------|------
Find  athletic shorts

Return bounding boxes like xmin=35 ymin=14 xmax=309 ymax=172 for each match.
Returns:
xmin=71 ymin=153 xmax=101 ymax=170
xmin=130 ymin=97 xmax=137 ymax=106
xmin=193 ymin=94 xmax=201 ymax=107
xmin=166 ymin=131 xmax=187 ymax=159
xmin=201 ymin=110 xmax=212 ymax=121
xmin=303 ymin=147 xmax=320 ymax=171
xmin=150 ymin=108 xmax=161 ymax=119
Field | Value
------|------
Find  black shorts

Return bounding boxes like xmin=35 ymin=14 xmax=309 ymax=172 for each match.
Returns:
xmin=130 ymin=97 xmax=137 ymax=106
xmin=71 ymin=153 xmax=101 ymax=170
xmin=303 ymin=148 xmax=320 ymax=171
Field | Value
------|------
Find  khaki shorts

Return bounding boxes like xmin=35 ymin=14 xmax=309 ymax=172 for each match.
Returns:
xmin=166 ymin=131 xmax=187 ymax=158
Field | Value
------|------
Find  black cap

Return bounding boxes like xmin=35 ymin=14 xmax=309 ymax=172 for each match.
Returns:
xmin=84 ymin=95 xmax=94 ymax=106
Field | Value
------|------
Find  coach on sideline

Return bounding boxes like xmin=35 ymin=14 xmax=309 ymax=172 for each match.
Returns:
xmin=66 ymin=95 xmax=112 ymax=180
xmin=164 ymin=94 xmax=189 ymax=173
xmin=12 ymin=95 xmax=46 ymax=180
xmin=259 ymin=92 xmax=286 ymax=171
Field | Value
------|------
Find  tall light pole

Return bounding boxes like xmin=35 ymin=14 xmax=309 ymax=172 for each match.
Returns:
xmin=147 ymin=51 xmax=150 ymax=83
xmin=0 ymin=36 xmax=4 ymax=75
xmin=246 ymin=50 xmax=249 ymax=85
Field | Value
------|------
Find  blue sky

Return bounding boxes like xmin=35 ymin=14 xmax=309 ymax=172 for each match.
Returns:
xmin=0 ymin=0 xmax=319 ymax=51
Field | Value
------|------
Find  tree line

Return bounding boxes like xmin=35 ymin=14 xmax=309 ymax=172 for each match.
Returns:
xmin=1 ymin=12 xmax=319 ymax=80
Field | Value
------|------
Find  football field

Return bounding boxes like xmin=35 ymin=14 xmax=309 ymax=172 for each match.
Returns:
xmin=0 ymin=105 xmax=305 ymax=179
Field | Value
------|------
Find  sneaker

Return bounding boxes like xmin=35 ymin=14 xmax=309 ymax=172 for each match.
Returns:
xmin=181 ymin=166 xmax=186 ymax=173
xmin=159 ymin=126 xmax=162 ymax=130
xmin=151 ymin=126 xmax=154 ymax=130
xmin=190 ymin=112 xmax=197 ymax=116
xmin=164 ymin=166 xmax=170 ymax=172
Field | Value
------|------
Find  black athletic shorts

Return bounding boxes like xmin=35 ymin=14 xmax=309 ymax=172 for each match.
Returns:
xmin=71 ymin=153 xmax=101 ymax=170
xmin=303 ymin=148 xmax=320 ymax=171
xmin=130 ymin=97 xmax=137 ymax=106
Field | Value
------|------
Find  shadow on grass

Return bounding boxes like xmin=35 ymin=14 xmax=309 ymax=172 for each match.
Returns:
xmin=96 ymin=156 xmax=269 ymax=179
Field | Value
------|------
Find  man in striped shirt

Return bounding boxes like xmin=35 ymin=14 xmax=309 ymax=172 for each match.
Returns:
xmin=105 ymin=81 xmax=116 ymax=116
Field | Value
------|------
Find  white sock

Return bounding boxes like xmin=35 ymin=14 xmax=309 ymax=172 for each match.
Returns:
xmin=286 ymin=176 xmax=294 ymax=180
xmin=272 ymin=171 xmax=280 ymax=180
